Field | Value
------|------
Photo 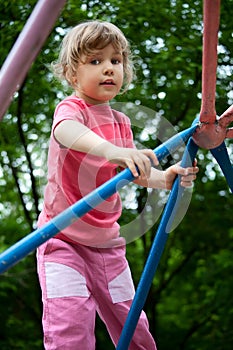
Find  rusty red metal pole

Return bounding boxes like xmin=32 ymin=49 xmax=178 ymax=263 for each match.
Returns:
xmin=193 ymin=0 xmax=233 ymax=147
xmin=193 ymin=0 xmax=224 ymax=149
xmin=199 ymin=0 xmax=220 ymax=124
xmin=0 ymin=0 xmax=67 ymax=120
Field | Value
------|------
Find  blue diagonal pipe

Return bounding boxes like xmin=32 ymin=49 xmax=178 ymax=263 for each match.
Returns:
xmin=116 ymin=137 xmax=199 ymax=350
xmin=0 ymin=124 xmax=197 ymax=274
xmin=210 ymin=142 xmax=233 ymax=193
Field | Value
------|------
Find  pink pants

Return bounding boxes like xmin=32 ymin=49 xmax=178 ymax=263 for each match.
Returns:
xmin=37 ymin=238 xmax=157 ymax=349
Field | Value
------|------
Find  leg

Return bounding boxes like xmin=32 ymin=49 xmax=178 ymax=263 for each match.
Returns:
xmin=37 ymin=238 xmax=96 ymax=350
xmin=42 ymin=296 xmax=96 ymax=350
xmin=98 ymin=300 xmax=157 ymax=350
xmin=92 ymin=246 xmax=157 ymax=350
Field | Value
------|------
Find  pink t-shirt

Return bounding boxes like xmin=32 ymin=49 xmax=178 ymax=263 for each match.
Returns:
xmin=38 ymin=96 xmax=135 ymax=247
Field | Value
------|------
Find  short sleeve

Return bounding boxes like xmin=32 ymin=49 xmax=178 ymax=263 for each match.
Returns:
xmin=52 ymin=97 xmax=87 ymax=134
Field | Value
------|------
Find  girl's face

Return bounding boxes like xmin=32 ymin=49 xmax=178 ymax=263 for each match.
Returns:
xmin=74 ymin=44 xmax=124 ymax=105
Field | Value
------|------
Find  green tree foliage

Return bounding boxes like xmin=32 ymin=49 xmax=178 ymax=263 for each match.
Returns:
xmin=0 ymin=0 xmax=233 ymax=349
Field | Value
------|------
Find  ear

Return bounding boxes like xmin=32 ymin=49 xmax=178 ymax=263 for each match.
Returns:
xmin=72 ymin=76 xmax=78 ymax=84
xmin=65 ymin=67 xmax=77 ymax=87
xmin=71 ymin=76 xmax=78 ymax=87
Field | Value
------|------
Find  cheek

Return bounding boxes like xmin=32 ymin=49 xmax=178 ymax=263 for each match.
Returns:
xmin=119 ymin=75 xmax=124 ymax=89
xmin=77 ymin=71 xmax=95 ymax=88
xmin=82 ymin=69 xmax=99 ymax=83
xmin=117 ymin=66 xmax=124 ymax=81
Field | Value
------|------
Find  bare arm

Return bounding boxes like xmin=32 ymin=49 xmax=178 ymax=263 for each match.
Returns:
xmin=55 ymin=120 xmax=198 ymax=188
xmin=54 ymin=119 xmax=158 ymax=180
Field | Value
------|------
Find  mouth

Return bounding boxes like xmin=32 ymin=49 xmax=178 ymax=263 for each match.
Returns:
xmin=100 ymin=80 xmax=115 ymax=86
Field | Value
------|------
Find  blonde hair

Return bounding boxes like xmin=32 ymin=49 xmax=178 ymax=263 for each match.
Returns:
xmin=52 ymin=20 xmax=134 ymax=93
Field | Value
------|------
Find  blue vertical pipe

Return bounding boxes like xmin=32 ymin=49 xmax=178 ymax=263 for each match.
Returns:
xmin=0 ymin=124 xmax=197 ymax=274
xmin=116 ymin=138 xmax=199 ymax=350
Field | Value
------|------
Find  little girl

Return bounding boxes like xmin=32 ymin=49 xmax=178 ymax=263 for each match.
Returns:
xmin=37 ymin=20 xmax=198 ymax=349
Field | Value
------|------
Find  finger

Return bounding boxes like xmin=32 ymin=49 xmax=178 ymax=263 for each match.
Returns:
xmin=193 ymin=158 xmax=198 ymax=167
xmin=171 ymin=164 xmax=188 ymax=176
xmin=136 ymin=160 xmax=149 ymax=179
xmin=185 ymin=166 xmax=199 ymax=175
xmin=143 ymin=150 xmax=159 ymax=166
xmin=141 ymin=156 xmax=152 ymax=178
xmin=180 ymin=173 xmax=197 ymax=187
xmin=181 ymin=174 xmax=197 ymax=182
xmin=177 ymin=165 xmax=199 ymax=176
xmin=126 ymin=159 xmax=140 ymax=178
xmin=128 ymin=153 xmax=149 ymax=178
xmin=180 ymin=180 xmax=194 ymax=188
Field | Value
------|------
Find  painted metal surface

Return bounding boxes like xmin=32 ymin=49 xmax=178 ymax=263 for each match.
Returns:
xmin=199 ymin=0 xmax=220 ymax=124
xmin=116 ymin=138 xmax=199 ymax=350
xmin=0 ymin=0 xmax=67 ymax=120
xmin=193 ymin=0 xmax=233 ymax=148
xmin=0 ymin=124 xmax=197 ymax=274
xmin=0 ymin=1 xmax=233 ymax=348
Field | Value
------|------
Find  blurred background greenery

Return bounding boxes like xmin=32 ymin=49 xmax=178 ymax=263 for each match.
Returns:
xmin=0 ymin=0 xmax=233 ymax=348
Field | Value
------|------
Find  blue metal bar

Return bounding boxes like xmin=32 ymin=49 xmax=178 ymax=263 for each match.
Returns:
xmin=210 ymin=142 xmax=233 ymax=193
xmin=116 ymin=138 xmax=199 ymax=350
xmin=0 ymin=124 xmax=197 ymax=274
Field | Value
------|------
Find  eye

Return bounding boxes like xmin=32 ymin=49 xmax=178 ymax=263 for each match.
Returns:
xmin=112 ymin=58 xmax=121 ymax=65
xmin=90 ymin=59 xmax=101 ymax=65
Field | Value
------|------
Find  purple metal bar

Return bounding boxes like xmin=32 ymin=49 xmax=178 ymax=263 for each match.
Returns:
xmin=0 ymin=0 xmax=67 ymax=120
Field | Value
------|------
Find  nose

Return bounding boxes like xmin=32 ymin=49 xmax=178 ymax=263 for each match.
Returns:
xmin=103 ymin=62 xmax=114 ymax=76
